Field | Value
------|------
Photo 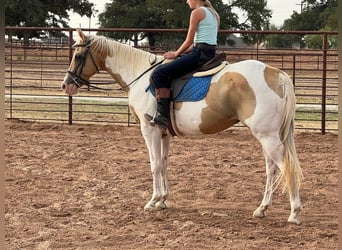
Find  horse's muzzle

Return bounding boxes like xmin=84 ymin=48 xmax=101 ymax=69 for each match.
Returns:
xmin=61 ymin=71 xmax=81 ymax=96
xmin=61 ymin=81 xmax=79 ymax=96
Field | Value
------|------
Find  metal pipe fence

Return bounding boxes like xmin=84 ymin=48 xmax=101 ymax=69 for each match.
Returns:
xmin=4 ymin=27 xmax=338 ymax=134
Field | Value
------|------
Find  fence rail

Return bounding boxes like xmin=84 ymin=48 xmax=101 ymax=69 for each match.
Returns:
xmin=5 ymin=27 xmax=338 ymax=134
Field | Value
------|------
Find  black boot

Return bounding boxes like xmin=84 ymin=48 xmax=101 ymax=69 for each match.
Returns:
xmin=145 ymin=88 xmax=171 ymax=130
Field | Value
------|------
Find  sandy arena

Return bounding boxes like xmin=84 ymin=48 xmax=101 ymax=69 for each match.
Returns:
xmin=5 ymin=120 xmax=337 ymax=249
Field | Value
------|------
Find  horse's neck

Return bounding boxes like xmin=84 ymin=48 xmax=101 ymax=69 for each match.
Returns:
xmin=104 ymin=41 xmax=160 ymax=90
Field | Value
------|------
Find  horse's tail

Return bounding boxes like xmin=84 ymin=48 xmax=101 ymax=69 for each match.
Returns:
xmin=276 ymin=71 xmax=303 ymax=193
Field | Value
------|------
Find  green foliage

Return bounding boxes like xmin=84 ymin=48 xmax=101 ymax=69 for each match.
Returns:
xmin=5 ymin=0 xmax=95 ymax=27
xmin=265 ymin=26 xmax=302 ymax=49
xmin=303 ymin=35 xmax=322 ymax=49
xmin=229 ymin=0 xmax=272 ymax=30
xmin=98 ymin=0 xmax=272 ymax=46
xmin=319 ymin=1 xmax=338 ymax=31
xmin=265 ymin=0 xmax=337 ymax=48
xmin=98 ymin=0 xmax=189 ymax=47
xmin=304 ymin=33 xmax=338 ymax=49
xmin=5 ymin=0 xmax=95 ymax=42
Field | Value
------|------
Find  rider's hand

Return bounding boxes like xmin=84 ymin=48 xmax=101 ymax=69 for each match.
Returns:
xmin=163 ymin=51 xmax=178 ymax=59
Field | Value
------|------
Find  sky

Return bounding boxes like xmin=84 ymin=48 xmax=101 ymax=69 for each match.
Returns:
xmin=68 ymin=0 xmax=303 ymax=29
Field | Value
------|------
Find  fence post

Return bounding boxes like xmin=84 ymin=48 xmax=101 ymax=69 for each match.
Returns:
xmin=9 ymin=38 xmax=13 ymax=119
xmin=68 ymin=29 xmax=73 ymax=63
xmin=292 ymin=54 xmax=296 ymax=88
xmin=40 ymin=44 xmax=43 ymax=88
xmin=127 ymin=105 xmax=131 ymax=127
xmin=321 ymin=32 xmax=328 ymax=135
xmin=68 ymin=96 xmax=73 ymax=125
xmin=68 ymin=29 xmax=73 ymax=125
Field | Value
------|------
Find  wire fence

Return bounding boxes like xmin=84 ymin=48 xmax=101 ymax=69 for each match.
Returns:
xmin=4 ymin=27 xmax=338 ymax=134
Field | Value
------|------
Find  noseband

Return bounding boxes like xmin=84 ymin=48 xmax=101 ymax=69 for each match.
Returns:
xmin=67 ymin=39 xmax=100 ymax=89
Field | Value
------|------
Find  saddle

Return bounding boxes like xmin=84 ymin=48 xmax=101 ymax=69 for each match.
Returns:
xmin=171 ymin=53 xmax=227 ymax=100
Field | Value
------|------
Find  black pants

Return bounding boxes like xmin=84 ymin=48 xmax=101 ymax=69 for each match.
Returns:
xmin=151 ymin=46 xmax=215 ymax=89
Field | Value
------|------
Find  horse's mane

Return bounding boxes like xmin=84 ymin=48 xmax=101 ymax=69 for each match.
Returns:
xmin=77 ymin=34 xmax=156 ymax=73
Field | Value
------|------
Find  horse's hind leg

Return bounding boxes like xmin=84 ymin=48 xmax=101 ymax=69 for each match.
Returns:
xmin=254 ymin=132 xmax=302 ymax=224
xmin=286 ymin=167 xmax=302 ymax=224
xmin=253 ymin=151 xmax=278 ymax=218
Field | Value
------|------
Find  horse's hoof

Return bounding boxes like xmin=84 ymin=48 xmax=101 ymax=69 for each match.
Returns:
xmin=287 ymin=216 xmax=300 ymax=225
xmin=156 ymin=201 xmax=167 ymax=210
xmin=253 ymin=207 xmax=265 ymax=218
xmin=144 ymin=203 xmax=155 ymax=211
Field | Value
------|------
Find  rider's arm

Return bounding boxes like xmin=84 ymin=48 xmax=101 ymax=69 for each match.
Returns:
xmin=163 ymin=8 xmax=205 ymax=59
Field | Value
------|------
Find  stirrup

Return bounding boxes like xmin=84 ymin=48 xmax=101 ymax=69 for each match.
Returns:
xmin=144 ymin=113 xmax=156 ymax=126
xmin=144 ymin=112 xmax=168 ymax=131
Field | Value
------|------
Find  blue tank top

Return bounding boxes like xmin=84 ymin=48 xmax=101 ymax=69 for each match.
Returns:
xmin=194 ymin=7 xmax=218 ymax=46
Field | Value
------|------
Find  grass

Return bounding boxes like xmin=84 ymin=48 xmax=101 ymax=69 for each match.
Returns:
xmin=295 ymin=106 xmax=337 ymax=131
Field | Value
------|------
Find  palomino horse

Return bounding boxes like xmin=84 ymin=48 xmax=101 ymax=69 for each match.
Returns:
xmin=62 ymin=29 xmax=303 ymax=224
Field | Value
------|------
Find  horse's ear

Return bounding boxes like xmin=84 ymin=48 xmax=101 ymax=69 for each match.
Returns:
xmin=76 ymin=28 xmax=87 ymax=43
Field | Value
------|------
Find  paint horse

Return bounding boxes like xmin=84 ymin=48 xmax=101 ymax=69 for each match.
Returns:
xmin=62 ymin=29 xmax=303 ymax=224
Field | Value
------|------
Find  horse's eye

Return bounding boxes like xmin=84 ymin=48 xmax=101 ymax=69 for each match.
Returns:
xmin=75 ymin=54 xmax=83 ymax=59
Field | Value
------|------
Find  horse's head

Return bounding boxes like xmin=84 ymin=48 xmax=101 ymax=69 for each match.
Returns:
xmin=62 ymin=28 xmax=100 ymax=95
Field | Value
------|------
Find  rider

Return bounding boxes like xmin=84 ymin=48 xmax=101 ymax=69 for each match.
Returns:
xmin=145 ymin=0 xmax=220 ymax=131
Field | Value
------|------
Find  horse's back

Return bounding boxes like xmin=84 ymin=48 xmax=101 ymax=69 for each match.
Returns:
xmin=220 ymin=59 xmax=291 ymax=104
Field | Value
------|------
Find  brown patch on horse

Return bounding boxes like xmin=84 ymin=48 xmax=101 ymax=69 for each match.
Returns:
xmin=174 ymin=102 xmax=183 ymax=111
xmin=264 ymin=65 xmax=285 ymax=98
xmin=199 ymin=72 xmax=256 ymax=134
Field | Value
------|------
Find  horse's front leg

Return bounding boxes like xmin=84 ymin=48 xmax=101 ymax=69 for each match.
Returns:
xmin=141 ymin=124 xmax=170 ymax=210
xmin=155 ymin=134 xmax=170 ymax=209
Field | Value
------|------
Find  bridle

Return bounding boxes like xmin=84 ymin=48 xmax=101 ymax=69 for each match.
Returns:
xmin=67 ymin=39 xmax=102 ymax=90
xmin=67 ymin=39 xmax=165 ymax=91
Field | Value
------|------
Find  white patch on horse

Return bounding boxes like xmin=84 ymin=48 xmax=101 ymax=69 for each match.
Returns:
xmin=174 ymin=100 xmax=208 ymax=134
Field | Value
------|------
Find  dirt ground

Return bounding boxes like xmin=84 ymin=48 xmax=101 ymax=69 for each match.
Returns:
xmin=5 ymin=120 xmax=338 ymax=249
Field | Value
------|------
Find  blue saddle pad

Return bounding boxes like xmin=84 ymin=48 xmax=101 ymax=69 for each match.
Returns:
xmin=146 ymin=75 xmax=212 ymax=102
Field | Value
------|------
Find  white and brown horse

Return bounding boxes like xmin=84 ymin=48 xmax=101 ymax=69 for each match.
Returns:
xmin=62 ymin=29 xmax=303 ymax=224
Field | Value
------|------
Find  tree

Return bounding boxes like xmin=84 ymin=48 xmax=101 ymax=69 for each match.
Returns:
xmin=264 ymin=25 xmax=300 ymax=49
xmin=99 ymin=0 xmax=164 ymax=46
xmin=227 ymin=0 xmax=271 ymax=30
xmin=265 ymin=0 xmax=337 ymax=48
xmin=304 ymin=1 xmax=338 ymax=49
xmin=5 ymin=0 xmax=95 ymax=43
xmin=98 ymin=0 xmax=272 ymax=47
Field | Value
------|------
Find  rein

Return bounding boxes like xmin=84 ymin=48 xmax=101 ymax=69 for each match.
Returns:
xmin=67 ymin=39 xmax=164 ymax=91
xmin=118 ymin=59 xmax=164 ymax=91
